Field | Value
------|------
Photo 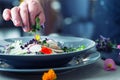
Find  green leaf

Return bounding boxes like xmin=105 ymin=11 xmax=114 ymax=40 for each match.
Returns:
xmin=30 ymin=17 xmax=42 ymax=33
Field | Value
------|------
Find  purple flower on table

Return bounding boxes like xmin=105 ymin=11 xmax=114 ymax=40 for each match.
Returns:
xmin=95 ymin=35 xmax=113 ymax=52
xmin=104 ymin=58 xmax=116 ymax=71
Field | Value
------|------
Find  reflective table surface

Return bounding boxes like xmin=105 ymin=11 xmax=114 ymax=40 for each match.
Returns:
xmin=1 ymin=59 xmax=120 ymax=80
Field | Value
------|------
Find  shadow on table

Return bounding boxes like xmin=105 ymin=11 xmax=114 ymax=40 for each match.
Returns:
xmin=0 ymin=72 xmax=42 ymax=80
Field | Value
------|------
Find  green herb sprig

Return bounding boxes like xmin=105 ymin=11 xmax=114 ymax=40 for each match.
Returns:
xmin=31 ymin=17 xmax=42 ymax=33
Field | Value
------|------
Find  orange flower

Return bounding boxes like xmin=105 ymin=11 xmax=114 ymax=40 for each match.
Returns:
xmin=40 ymin=46 xmax=52 ymax=54
xmin=42 ymin=69 xmax=57 ymax=80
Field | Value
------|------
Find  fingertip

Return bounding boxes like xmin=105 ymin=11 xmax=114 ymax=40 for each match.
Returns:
xmin=22 ymin=26 xmax=31 ymax=32
xmin=4 ymin=16 xmax=10 ymax=21
xmin=23 ymin=28 xmax=28 ymax=32
xmin=38 ymin=13 xmax=45 ymax=25
xmin=2 ymin=9 xmax=11 ymax=21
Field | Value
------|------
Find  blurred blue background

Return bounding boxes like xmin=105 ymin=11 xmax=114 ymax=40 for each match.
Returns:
xmin=0 ymin=0 xmax=120 ymax=43
xmin=58 ymin=0 xmax=94 ymax=38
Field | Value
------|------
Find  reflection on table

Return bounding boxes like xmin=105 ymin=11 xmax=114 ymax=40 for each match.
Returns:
xmin=1 ymin=59 xmax=120 ymax=80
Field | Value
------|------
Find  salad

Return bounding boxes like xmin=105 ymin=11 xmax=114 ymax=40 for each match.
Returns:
xmin=2 ymin=35 xmax=86 ymax=55
xmin=1 ymin=17 xmax=86 ymax=55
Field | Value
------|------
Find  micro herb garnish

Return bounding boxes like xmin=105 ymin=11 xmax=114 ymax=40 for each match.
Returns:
xmin=62 ymin=45 xmax=86 ymax=53
xmin=31 ymin=17 xmax=42 ymax=33
xmin=9 ymin=46 xmax=15 ymax=49
xmin=43 ymin=40 xmax=47 ymax=44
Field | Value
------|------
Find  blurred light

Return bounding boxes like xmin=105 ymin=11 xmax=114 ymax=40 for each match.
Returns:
xmin=12 ymin=0 xmax=19 ymax=6
xmin=64 ymin=18 xmax=73 ymax=25
xmin=100 ymin=0 xmax=105 ymax=6
xmin=51 ymin=0 xmax=61 ymax=11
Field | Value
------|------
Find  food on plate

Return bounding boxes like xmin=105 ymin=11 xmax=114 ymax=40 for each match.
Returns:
xmin=1 ymin=35 xmax=86 ymax=55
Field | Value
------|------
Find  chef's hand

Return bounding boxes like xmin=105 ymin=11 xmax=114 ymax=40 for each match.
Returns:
xmin=2 ymin=0 xmax=45 ymax=32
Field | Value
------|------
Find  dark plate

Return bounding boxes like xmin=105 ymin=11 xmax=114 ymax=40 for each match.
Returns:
xmin=0 ymin=51 xmax=100 ymax=74
xmin=0 ymin=36 xmax=95 ymax=68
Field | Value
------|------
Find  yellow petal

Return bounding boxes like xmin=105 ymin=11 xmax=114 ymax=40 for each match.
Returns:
xmin=35 ymin=34 xmax=40 ymax=41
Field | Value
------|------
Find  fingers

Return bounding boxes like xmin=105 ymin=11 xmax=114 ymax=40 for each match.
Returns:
xmin=2 ymin=0 xmax=46 ymax=32
xmin=27 ymin=0 xmax=37 ymax=25
xmin=39 ymin=12 xmax=45 ymax=25
xmin=11 ymin=7 xmax=22 ymax=27
xmin=27 ymin=0 xmax=45 ymax=25
xmin=19 ymin=2 xmax=30 ymax=32
xmin=2 ymin=9 xmax=11 ymax=21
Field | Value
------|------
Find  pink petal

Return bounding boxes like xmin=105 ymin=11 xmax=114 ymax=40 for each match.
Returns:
xmin=117 ymin=45 xmax=120 ymax=49
xmin=104 ymin=58 xmax=116 ymax=71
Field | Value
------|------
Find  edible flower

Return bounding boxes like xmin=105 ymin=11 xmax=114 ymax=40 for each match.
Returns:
xmin=35 ymin=34 xmax=40 ymax=41
xmin=95 ymin=35 xmax=113 ymax=52
xmin=40 ymin=46 xmax=52 ymax=54
xmin=117 ymin=45 xmax=120 ymax=49
xmin=42 ymin=69 xmax=57 ymax=80
xmin=104 ymin=58 xmax=116 ymax=71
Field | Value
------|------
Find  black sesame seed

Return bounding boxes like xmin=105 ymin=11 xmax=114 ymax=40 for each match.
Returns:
xmin=24 ymin=44 xmax=28 ymax=47
xmin=29 ymin=40 xmax=33 ymax=44
xmin=34 ymin=40 xmax=38 ymax=43
xmin=35 ymin=52 xmax=40 ymax=55
xmin=37 ymin=41 xmax=41 ymax=44
xmin=20 ymin=46 xmax=24 ymax=49
xmin=32 ymin=39 xmax=35 ymax=41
